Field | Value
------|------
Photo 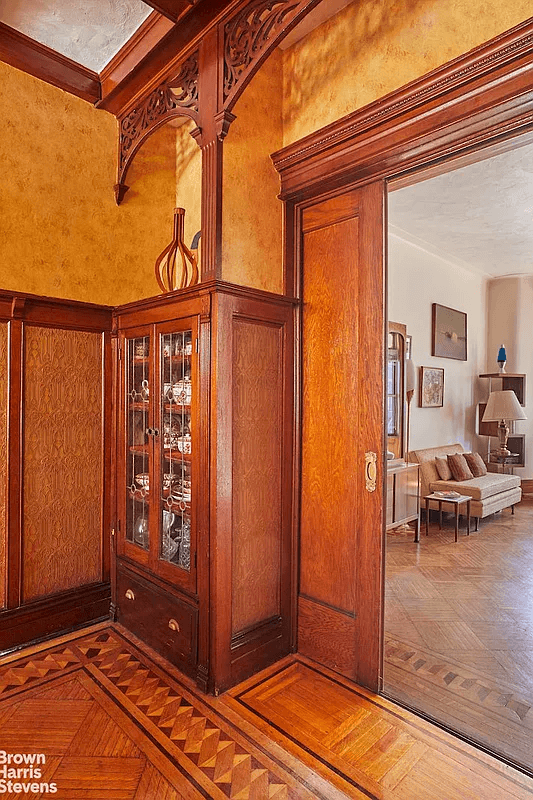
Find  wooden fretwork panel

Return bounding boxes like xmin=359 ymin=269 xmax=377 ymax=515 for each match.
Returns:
xmin=23 ymin=327 xmax=104 ymax=601
xmin=232 ymin=319 xmax=282 ymax=634
xmin=0 ymin=322 xmax=7 ymax=609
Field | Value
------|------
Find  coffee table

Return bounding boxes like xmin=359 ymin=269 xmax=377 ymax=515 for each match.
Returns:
xmin=424 ymin=493 xmax=471 ymax=542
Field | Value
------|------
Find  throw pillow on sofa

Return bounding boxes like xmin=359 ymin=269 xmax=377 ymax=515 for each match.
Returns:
xmin=464 ymin=452 xmax=487 ymax=477
xmin=435 ymin=456 xmax=453 ymax=480
xmin=447 ymin=453 xmax=474 ymax=481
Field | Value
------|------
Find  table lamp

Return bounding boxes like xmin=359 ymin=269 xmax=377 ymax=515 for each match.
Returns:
xmin=482 ymin=390 xmax=526 ymax=456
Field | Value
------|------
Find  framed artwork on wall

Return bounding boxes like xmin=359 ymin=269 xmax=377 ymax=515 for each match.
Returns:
xmin=478 ymin=403 xmax=499 ymax=437
xmin=432 ymin=303 xmax=467 ymax=360
xmin=419 ymin=366 xmax=444 ymax=407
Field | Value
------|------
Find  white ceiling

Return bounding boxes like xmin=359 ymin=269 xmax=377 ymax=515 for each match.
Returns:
xmin=388 ymin=141 xmax=533 ymax=278
xmin=0 ymin=0 xmax=153 ymax=72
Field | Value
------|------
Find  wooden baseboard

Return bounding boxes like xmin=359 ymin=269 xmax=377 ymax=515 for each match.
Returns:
xmin=0 ymin=582 xmax=111 ymax=653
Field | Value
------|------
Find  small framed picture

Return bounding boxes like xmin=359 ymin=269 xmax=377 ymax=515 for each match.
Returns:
xmin=432 ymin=303 xmax=467 ymax=360
xmin=419 ymin=366 xmax=444 ymax=407
xmin=405 ymin=334 xmax=412 ymax=360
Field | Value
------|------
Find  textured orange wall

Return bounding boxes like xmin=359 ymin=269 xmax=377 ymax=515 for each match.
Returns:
xmin=222 ymin=49 xmax=283 ymax=293
xmin=0 ymin=61 xmax=176 ymax=306
xmin=283 ymin=0 xmax=533 ymax=145
xmin=175 ymin=119 xmax=202 ymax=261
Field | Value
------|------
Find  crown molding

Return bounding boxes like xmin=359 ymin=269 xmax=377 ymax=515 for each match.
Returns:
xmin=272 ymin=16 xmax=533 ymax=200
xmin=0 ymin=21 xmax=100 ymax=104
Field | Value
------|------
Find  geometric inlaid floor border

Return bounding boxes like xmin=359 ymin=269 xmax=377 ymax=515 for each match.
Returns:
xmin=0 ymin=626 xmax=312 ymax=800
xmin=385 ymin=636 xmax=532 ymax=724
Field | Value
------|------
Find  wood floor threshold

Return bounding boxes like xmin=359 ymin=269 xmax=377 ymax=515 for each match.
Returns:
xmin=225 ymin=654 xmax=533 ymax=798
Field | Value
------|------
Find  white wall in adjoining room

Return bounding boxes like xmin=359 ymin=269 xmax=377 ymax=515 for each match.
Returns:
xmin=486 ymin=275 xmax=533 ymax=479
xmin=388 ymin=228 xmax=488 ymax=455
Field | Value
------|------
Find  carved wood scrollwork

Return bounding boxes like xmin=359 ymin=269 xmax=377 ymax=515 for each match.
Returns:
xmin=115 ymin=51 xmax=200 ymax=204
xmin=224 ymin=0 xmax=300 ymax=107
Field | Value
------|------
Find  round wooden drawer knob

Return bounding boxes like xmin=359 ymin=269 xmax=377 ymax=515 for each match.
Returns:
xmin=168 ymin=618 xmax=180 ymax=632
xmin=125 ymin=589 xmax=135 ymax=601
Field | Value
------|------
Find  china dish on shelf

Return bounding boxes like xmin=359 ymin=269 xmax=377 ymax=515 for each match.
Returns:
xmin=135 ymin=473 xmax=150 ymax=489
xmin=176 ymin=435 xmax=192 ymax=454
xmin=172 ymin=379 xmax=192 ymax=403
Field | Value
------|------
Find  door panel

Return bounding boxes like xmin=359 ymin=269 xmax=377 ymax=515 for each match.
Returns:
xmin=298 ymin=182 xmax=385 ymax=689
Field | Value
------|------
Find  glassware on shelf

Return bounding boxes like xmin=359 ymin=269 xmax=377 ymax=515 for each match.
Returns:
xmin=179 ymin=517 xmax=191 ymax=570
xmin=161 ymin=510 xmax=179 ymax=561
xmin=133 ymin=516 xmax=149 ymax=548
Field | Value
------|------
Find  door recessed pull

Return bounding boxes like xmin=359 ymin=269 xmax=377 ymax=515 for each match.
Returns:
xmin=365 ymin=451 xmax=377 ymax=492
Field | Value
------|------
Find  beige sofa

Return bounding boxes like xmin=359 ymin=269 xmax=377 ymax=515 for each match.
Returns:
xmin=409 ymin=443 xmax=521 ymax=527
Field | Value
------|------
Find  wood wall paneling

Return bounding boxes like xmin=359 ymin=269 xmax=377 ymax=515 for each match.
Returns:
xmin=297 ymin=596 xmax=356 ymax=678
xmin=0 ymin=323 xmax=7 ymax=609
xmin=231 ymin=318 xmax=282 ymax=634
xmin=22 ymin=327 xmax=104 ymax=602
xmin=210 ymin=287 xmax=295 ymax=693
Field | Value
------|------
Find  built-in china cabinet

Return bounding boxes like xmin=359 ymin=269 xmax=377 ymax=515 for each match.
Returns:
xmin=113 ymin=280 xmax=295 ymax=693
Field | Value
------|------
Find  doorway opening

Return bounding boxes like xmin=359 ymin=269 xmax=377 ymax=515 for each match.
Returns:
xmin=383 ymin=134 xmax=533 ymax=772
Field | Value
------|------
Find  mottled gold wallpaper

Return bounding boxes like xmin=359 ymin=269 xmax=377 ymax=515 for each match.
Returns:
xmin=282 ymin=0 xmax=533 ymax=145
xmin=222 ymin=49 xmax=284 ymax=293
xmin=0 ymin=61 xmax=176 ymax=306
xmin=175 ymin=119 xmax=202 ymax=269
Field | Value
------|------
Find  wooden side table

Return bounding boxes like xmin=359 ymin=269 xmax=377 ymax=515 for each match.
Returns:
xmin=424 ymin=493 xmax=471 ymax=542
xmin=488 ymin=452 xmax=519 ymax=474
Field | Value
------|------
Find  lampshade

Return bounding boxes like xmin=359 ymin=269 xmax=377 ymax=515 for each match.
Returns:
xmin=482 ymin=390 xmax=527 ymax=422
xmin=405 ymin=357 xmax=416 ymax=394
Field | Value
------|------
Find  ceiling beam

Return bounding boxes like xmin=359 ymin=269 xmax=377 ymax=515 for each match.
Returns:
xmin=97 ymin=0 xmax=237 ymax=116
xmin=99 ymin=12 xmax=174 ymax=101
xmin=0 ymin=21 xmax=100 ymax=104
xmin=141 ymin=1 xmax=197 ymax=22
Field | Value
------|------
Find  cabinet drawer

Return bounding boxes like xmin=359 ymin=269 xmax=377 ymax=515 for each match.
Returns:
xmin=116 ymin=567 xmax=197 ymax=670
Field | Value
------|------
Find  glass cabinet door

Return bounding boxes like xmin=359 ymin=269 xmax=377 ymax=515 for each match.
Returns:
xmin=158 ymin=329 xmax=193 ymax=572
xmin=125 ymin=333 xmax=151 ymax=553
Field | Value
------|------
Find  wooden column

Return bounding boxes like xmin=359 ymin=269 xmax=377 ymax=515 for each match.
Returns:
xmin=196 ymin=28 xmax=235 ymax=282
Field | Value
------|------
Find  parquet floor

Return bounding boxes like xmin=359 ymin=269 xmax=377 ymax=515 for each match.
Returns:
xmin=1 ymin=624 xmax=533 ymax=798
xmin=384 ymin=493 xmax=533 ymax=772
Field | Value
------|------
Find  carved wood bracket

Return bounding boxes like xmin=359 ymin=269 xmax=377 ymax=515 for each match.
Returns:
xmin=222 ymin=0 xmax=321 ymax=111
xmin=115 ymin=51 xmax=200 ymax=204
